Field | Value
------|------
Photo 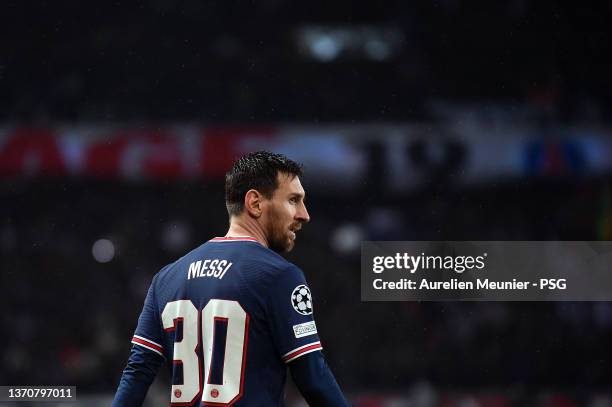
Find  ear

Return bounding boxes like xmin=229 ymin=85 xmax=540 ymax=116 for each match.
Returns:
xmin=244 ymin=189 xmax=264 ymax=218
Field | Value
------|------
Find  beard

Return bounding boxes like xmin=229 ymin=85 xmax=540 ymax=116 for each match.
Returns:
xmin=266 ymin=207 xmax=297 ymax=253
xmin=269 ymin=232 xmax=293 ymax=253
xmin=267 ymin=221 xmax=294 ymax=253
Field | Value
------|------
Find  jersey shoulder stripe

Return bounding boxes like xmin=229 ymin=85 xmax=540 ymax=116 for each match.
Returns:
xmin=282 ymin=341 xmax=323 ymax=363
xmin=131 ymin=335 xmax=164 ymax=357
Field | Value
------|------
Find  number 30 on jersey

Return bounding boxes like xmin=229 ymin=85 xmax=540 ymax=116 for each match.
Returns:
xmin=161 ymin=299 xmax=249 ymax=406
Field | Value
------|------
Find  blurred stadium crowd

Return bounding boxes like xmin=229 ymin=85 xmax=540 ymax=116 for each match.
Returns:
xmin=2 ymin=0 xmax=612 ymax=406
xmin=1 ymin=1 xmax=610 ymax=124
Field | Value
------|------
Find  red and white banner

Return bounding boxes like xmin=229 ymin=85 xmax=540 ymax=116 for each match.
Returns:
xmin=0 ymin=125 xmax=610 ymax=188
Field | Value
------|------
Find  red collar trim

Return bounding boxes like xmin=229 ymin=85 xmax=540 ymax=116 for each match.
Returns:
xmin=210 ymin=236 xmax=259 ymax=243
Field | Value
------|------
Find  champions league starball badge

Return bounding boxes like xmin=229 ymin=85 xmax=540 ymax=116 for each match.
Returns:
xmin=291 ymin=285 xmax=313 ymax=315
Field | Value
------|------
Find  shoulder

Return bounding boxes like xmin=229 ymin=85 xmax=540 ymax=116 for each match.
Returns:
xmin=251 ymin=245 xmax=303 ymax=277
xmin=225 ymin=244 xmax=305 ymax=290
xmin=148 ymin=262 xmax=176 ymax=296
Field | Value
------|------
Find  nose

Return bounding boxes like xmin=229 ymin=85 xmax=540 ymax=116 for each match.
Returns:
xmin=296 ymin=202 xmax=310 ymax=223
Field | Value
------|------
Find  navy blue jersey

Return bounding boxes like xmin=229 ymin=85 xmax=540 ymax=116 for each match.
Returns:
xmin=130 ymin=236 xmax=322 ymax=406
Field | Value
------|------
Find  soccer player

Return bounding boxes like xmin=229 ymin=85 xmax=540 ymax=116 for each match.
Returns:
xmin=113 ymin=151 xmax=351 ymax=406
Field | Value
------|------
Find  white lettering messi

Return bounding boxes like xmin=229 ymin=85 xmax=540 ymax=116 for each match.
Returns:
xmin=187 ymin=259 xmax=233 ymax=280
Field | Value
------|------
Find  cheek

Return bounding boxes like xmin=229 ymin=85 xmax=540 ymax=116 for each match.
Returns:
xmin=269 ymin=202 xmax=294 ymax=228
xmin=268 ymin=205 xmax=289 ymax=228
xmin=281 ymin=203 xmax=295 ymax=220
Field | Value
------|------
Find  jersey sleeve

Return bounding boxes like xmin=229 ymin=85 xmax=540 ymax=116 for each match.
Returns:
xmin=289 ymin=352 xmax=352 ymax=407
xmin=130 ymin=274 xmax=165 ymax=358
xmin=112 ymin=343 xmax=164 ymax=406
xmin=264 ymin=264 xmax=323 ymax=363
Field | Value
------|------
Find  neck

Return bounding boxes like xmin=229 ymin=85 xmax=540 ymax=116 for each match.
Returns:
xmin=226 ymin=215 xmax=269 ymax=248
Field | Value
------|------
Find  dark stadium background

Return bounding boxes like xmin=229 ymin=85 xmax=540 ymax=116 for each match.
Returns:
xmin=1 ymin=1 xmax=612 ymax=406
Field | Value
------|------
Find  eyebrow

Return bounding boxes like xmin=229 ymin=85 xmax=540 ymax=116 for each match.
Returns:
xmin=289 ymin=192 xmax=305 ymax=201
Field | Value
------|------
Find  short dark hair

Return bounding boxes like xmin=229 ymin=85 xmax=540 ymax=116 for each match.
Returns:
xmin=225 ymin=151 xmax=303 ymax=216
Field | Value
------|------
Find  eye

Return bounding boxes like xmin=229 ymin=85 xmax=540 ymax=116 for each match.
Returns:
xmin=289 ymin=197 xmax=298 ymax=204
